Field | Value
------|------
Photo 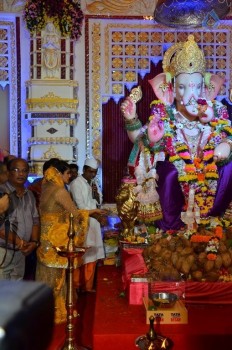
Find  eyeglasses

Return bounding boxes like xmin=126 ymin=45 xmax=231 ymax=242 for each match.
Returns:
xmin=9 ymin=168 xmax=29 ymax=174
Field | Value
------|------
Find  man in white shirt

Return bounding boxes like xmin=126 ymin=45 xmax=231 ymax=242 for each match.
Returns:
xmin=70 ymin=158 xmax=105 ymax=292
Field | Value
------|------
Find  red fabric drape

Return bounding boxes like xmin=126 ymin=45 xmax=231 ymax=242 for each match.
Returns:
xmin=102 ymin=61 xmax=163 ymax=203
xmin=93 ymin=266 xmax=232 ymax=350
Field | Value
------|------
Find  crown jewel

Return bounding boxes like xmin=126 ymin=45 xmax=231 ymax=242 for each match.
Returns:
xmin=163 ymin=35 xmax=206 ymax=77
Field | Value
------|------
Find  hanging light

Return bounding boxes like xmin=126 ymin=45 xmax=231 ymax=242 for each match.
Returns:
xmin=154 ymin=0 xmax=231 ymax=28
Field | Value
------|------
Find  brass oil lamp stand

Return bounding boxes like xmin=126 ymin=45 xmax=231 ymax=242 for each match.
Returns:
xmin=56 ymin=213 xmax=89 ymax=350
xmin=135 ymin=316 xmax=172 ymax=350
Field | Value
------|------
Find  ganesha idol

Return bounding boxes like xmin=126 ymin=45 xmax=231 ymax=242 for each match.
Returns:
xmin=121 ymin=35 xmax=232 ymax=235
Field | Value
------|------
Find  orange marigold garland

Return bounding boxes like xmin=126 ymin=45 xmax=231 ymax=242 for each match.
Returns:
xmin=189 ymin=226 xmax=222 ymax=259
xmin=205 ymin=237 xmax=220 ymax=261
xmin=173 ymin=141 xmax=219 ymax=225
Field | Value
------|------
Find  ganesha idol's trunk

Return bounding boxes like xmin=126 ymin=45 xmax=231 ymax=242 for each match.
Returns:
xmin=181 ymin=95 xmax=214 ymax=123
xmin=182 ymin=95 xmax=199 ymax=117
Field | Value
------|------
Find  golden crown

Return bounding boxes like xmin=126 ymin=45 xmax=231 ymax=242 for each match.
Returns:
xmin=162 ymin=35 xmax=206 ymax=77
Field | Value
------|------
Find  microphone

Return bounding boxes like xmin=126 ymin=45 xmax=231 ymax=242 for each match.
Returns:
xmin=91 ymin=180 xmax=101 ymax=206
xmin=91 ymin=180 xmax=97 ymax=199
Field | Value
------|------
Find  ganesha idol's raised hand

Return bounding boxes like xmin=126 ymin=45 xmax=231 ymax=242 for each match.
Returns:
xmin=121 ymin=86 xmax=144 ymax=143
xmin=120 ymin=35 xmax=232 ymax=232
xmin=121 ymin=94 xmax=165 ymax=144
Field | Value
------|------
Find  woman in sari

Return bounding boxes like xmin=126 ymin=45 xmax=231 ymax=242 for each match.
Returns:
xmin=36 ymin=160 xmax=106 ymax=324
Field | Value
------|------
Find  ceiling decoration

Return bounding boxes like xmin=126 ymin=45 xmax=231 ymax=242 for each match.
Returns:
xmin=154 ymin=0 xmax=231 ymax=28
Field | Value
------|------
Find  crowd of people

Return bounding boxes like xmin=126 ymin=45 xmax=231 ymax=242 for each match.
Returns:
xmin=0 ymin=155 xmax=107 ymax=324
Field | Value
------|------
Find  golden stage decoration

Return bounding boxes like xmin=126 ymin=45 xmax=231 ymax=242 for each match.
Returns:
xmin=88 ymin=22 xmax=102 ymax=160
xmin=86 ymin=0 xmax=139 ymax=13
xmin=84 ymin=0 xmax=158 ymax=15
xmin=43 ymin=145 xmax=61 ymax=160
xmin=0 ymin=21 xmax=18 ymax=156
xmin=27 ymin=136 xmax=78 ymax=145
xmin=26 ymin=92 xmax=78 ymax=111
xmin=28 ymin=119 xmax=77 ymax=126
xmin=28 ymin=146 xmax=62 ymax=174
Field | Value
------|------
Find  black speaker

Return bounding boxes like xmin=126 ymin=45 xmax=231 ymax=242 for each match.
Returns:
xmin=0 ymin=280 xmax=54 ymax=350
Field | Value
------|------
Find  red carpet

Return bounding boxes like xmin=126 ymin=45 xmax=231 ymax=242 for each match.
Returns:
xmin=93 ymin=266 xmax=232 ymax=350
xmin=46 ymin=265 xmax=232 ymax=350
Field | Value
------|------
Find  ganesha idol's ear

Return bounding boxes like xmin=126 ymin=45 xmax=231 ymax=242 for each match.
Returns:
xmin=148 ymin=73 xmax=174 ymax=105
xmin=204 ymin=73 xmax=225 ymax=101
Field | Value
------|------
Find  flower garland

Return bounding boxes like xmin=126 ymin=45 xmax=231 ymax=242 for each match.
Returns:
xmin=181 ymin=224 xmax=223 ymax=260
xmin=173 ymin=140 xmax=219 ymax=225
xmin=144 ymin=100 xmax=232 ymax=227
xmin=23 ymin=0 xmax=84 ymax=40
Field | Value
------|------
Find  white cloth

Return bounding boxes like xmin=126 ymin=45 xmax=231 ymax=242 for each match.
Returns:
xmin=70 ymin=175 xmax=104 ymax=264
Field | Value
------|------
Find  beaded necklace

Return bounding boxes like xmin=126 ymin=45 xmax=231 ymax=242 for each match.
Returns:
xmin=175 ymin=111 xmax=199 ymax=130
